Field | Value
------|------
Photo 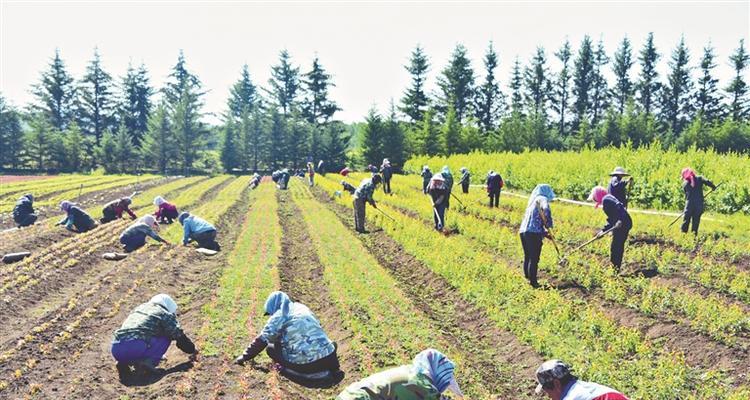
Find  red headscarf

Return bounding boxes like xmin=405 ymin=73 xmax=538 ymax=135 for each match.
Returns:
xmin=681 ymin=167 xmax=696 ymax=187
xmin=587 ymin=186 xmax=608 ymax=208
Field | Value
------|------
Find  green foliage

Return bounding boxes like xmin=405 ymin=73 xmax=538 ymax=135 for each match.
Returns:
xmin=78 ymin=48 xmax=117 ymax=146
xmin=119 ymin=63 xmax=153 ymax=147
xmin=399 ymin=45 xmax=431 ymax=124
xmin=31 ymin=49 xmax=76 ymax=131
xmin=141 ymin=103 xmax=176 ymax=174
xmin=437 ymin=44 xmax=475 ymax=122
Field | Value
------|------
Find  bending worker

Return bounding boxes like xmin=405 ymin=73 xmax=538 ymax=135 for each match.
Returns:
xmin=153 ymin=196 xmax=179 ymax=224
xmin=535 ymin=359 xmax=629 ymax=400
xmin=179 ymin=212 xmax=220 ymax=251
xmin=588 ymin=186 xmax=632 ymax=273
xmin=13 ymin=193 xmax=37 ymax=228
xmin=680 ymin=167 xmax=716 ymax=235
xmin=353 ymin=174 xmax=382 ymax=233
xmin=519 ymin=184 xmax=556 ymax=288
xmin=427 ymin=174 xmax=449 ymax=231
xmin=337 ymin=348 xmax=463 ymax=400
xmin=101 ymin=195 xmax=137 ymax=224
xmin=119 ymin=215 xmax=170 ymax=252
xmin=58 ymin=201 xmax=97 ymax=233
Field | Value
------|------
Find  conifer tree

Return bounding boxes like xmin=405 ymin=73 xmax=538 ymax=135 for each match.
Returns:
xmin=78 ymin=48 xmax=116 ymax=146
xmin=220 ymin=118 xmax=240 ymax=172
xmin=228 ymin=64 xmax=258 ymax=119
xmin=399 ymin=45 xmax=430 ymax=124
xmin=437 ymin=44 xmax=475 ymax=122
xmin=382 ymin=102 xmax=405 ymax=167
xmin=360 ymin=108 xmax=384 ymax=164
xmin=612 ymin=37 xmax=634 ymax=114
xmin=268 ymin=49 xmax=301 ymax=115
xmin=0 ymin=95 xmax=24 ymax=168
xmin=164 ymin=51 xmax=206 ymax=173
xmin=572 ymin=35 xmax=595 ymax=130
xmin=141 ymin=103 xmax=175 ymax=174
xmin=32 ymin=49 xmax=76 ymax=131
xmin=694 ymin=44 xmax=723 ymax=122
xmin=637 ymin=32 xmax=661 ymax=115
xmin=525 ymin=47 xmax=551 ymax=117
xmin=441 ymin=106 xmax=462 ymax=155
xmin=120 ymin=63 xmax=153 ymax=147
xmin=509 ymin=57 xmax=524 ymax=115
xmin=475 ymin=42 xmax=502 ymax=133
xmin=553 ymin=40 xmax=573 ymax=136
xmin=268 ymin=110 xmax=287 ymax=169
xmin=590 ymin=39 xmax=610 ymax=126
xmin=726 ymin=39 xmax=749 ymax=121
xmin=662 ymin=37 xmax=692 ymax=135
xmin=302 ymin=56 xmax=340 ymax=125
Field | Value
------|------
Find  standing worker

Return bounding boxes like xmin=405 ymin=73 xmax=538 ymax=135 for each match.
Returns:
xmin=13 ymin=194 xmax=37 ymax=228
xmin=680 ymin=167 xmax=716 ymax=235
xmin=57 ymin=201 xmax=97 ymax=233
xmin=588 ymin=186 xmax=632 ymax=273
xmin=234 ymin=291 xmax=340 ymax=380
xmin=101 ymin=195 xmax=137 ymax=224
xmin=337 ymin=348 xmax=463 ymax=400
xmin=534 ymin=359 xmax=629 ymax=400
xmin=380 ymin=158 xmax=393 ymax=194
xmin=111 ymin=294 xmax=198 ymax=379
xmin=178 ymin=212 xmax=221 ymax=251
xmin=119 ymin=215 xmax=170 ymax=252
xmin=153 ymin=196 xmax=179 ymax=224
xmin=519 ymin=184 xmax=556 ymax=288
xmin=607 ymin=167 xmax=632 ymax=208
xmin=352 ymin=175 xmax=382 ymax=233
xmin=427 ymin=174 xmax=449 ymax=231
xmin=440 ymin=166 xmax=454 ymax=209
xmin=458 ymin=167 xmax=470 ymax=194
xmin=307 ymin=162 xmax=315 ymax=187
xmin=486 ymin=170 xmax=504 ymax=207
xmin=420 ymin=166 xmax=433 ymax=194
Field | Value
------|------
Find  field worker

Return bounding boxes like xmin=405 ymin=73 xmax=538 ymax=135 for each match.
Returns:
xmin=420 ymin=166 xmax=433 ymax=194
xmin=249 ymin=173 xmax=261 ymax=190
xmin=178 ymin=212 xmax=220 ymax=251
xmin=519 ymin=184 xmax=556 ymax=288
xmin=486 ymin=170 xmax=504 ymax=207
xmin=337 ymin=348 xmax=463 ymax=400
xmin=279 ymin=169 xmax=291 ymax=190
xmin=111 ymin=294 xmax=198 ymax=379
xmin=607 ymin=167 xmax=632 ymax=208
xmin=57 ymin=201 xmax=97 ymax=233
xmin=458 ymin=167 xmax=471 ymax=194
xmin=440 ymin=166 xmax=454 ymax=209
xmin=271 ymin=170 xmax=281 ymax=184
xmin=307 ymin=162 xmax=315 ymax=186
xmin=353 ymin=174 xmax=382 ymax=233
xmin=119 ymin=215 xmax=170 ymax=252
xmin=428 ymin=174 xmax=449 ymax=231
xmin=340 ymin=166 xmax=351 ymax=177
xmin=153 ymin=196 xmax=179 ymax=224
xmin=13 ymin=193 xmax=37 ymax=228
xmin=380 ymin=158 xmax=393 ymax=194
xmin=368 ymin=164 xmax=379 ymax=175
xmin=317 ymin=159 xmax=326 ymax=176
xmin=341 ymin=180 xmax=357 ymax=195
xmin=588 ymin=186 xmax=632 ymax=273
xmin=534 ymin=359 xmax=629 ymax=400
xmin=681 ymin=167 xmax=717 ymax=235
xmin=101 ymin=194 xmax=137 ymax=224
xmin=234 ymin=291 xmax=340 ymax=380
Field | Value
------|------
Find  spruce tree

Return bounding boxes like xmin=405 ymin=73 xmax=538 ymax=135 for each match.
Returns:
xmin=382 ymin=102 xmax=405 ymax=168
xmin=63 ymin=122 xmax=86 ymax=171
xmin=399 ymin=45 xmax=430 ymax=124
xmin=441 ymin=106 xmax=462 ymax=155
xmin=268 ymin=49 xmax=301 ymax=115
xmin=360 ymin=108 xmax=384 ymax=164
xmin=553 ymin=40 xmax=573 ymax=137
xmin=120 ymin=63 xmax=153 ymax=147
xmin=662 ymin=37 xmax=692 ymax=136
xmin=525 ymin=47 xmax=551 ymax=117
xmin=437 ymin=44 xmax=475 ymax=122
xmin=141 ymin=103 xmax=176 ymax=174
xmin=247 ymin=109 xmax=268 ymax=172
xmin=25 ymin=115 xmax=53 ymax=170
xmin=726 ymin=39 xmax=749 ymax=121
xmin=572 ymin=35 xmax=595 ymax=130
xmin=509 ymin=57 xmax=524 ymax=115
xmin=0 ymin=95 xmax=24 ymax=168
xmin=164 ymin=51 xmax=206 ymax=173
xmin=590 ymin=39 xmax=610 ymax=126
xmin=321 ymin=121 xmax=350 ymax=172
xmin=475 ymin=42 xmax=502 ymax=133
xmin=220 ymin=118 xmax=240 ymax=172
xmin=612 ymin=37 xmax=634 ymax=114
xmin=419 ymin=108 xmax=441 ymax=156
xmin=694 ymin=44 xmax=722 ymax=122
xmin=302 ymin=56 xmax=340 ymax=124
xmin=268 ymin=110 xmax=287 ymax=169
xmin=32 ymin=49 xmax=76 ymax=131
xmin=228 ymin=64 xmax=258 ymax=119
xmin=78 ymin=48 xmax=116 ymax=146
xmin=637 ymin=32 xmax=661 ymax=115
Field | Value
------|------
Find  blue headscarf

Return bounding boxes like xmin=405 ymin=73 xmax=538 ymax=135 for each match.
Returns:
xmin=412 ymin=349 xmax=456 ymax=393
xmin=264 ymin=291 xmax=292 ymax=317
xmin=527 ymin=184 xmax=556 ymax=207
xmin=441 ymin=166 xmax=451 ymax=175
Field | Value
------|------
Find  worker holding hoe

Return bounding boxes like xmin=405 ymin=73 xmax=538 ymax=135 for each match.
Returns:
xmin=588 ymin=186 xmax=632 ymax=273
xmin=680 ymin=167 xmax=717 ymax=235
xmin=421 ymin=165 xmax=433 ymax=194
xmin=337 ymin=348 xmax=463 ymax=400
xmin=534 ymin=359 xmax=629 ymax=400
xmin=607 ymin=167 xmax=633 ymax=208
xmin=153 ymin=196 xmax=179 ymax=224
xmin=428 ymin=174 xmax=449 ymax=231
xmin=440 ymin=166 xmax=454 ymax=209
xmin=353 ymin=174 xmax=382 ymax=233
xmin=486 ymin=170 xmax=504 ymax=207
xmin=111 ymin=294 xmax=198 ymax=380
xmin=234 ymin=291 xmax=341 ymax=381
xmin=380 ymin=158 xmax=393 ymax=194
xmin=101 ymin=195 xmax=137 ymax=224
xmin=519 ymin=184 xmax=556 ymax=288
xmin=119 ymin=215 xmax=170 ymax=252
xmin=459 ymin=167 xmax=470 ymax=194
xmin=57 ymin=200 xmax=97 ymax=233
xmin=178 ymin=212 xmax=220 ymax=251
xmin=12 ymin=193 xmax=37 ymax=228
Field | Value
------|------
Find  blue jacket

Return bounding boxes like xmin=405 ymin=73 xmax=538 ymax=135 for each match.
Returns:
xmin=59 ymin=206 xmax=96 ymax=231
xmin=519 ymin=196 xmax=553 ymax=234
xmin=182 ymin=216 xmax=216 ymax=245
xmin=260 ymin=302 xmax=335 ymax=365
xmin=608 ymin=176 xmax=629 ymax=207
xmin=602 ymin=194 xmax=632 ymax=231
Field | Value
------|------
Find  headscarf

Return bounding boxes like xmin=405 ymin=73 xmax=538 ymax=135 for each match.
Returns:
xmin=587 ymin=186 xmax=608 ymax=208
xmin=23 ymin=193 xmax=34 ymax=202
xmin=527 ymin=184 xmax=556 ymax=207
xmin=60 ymin=200 xmax=74 ymax=212
xmin=441 ymin=166 xmax=451 ymax=175
xmin=153 ymin=196 xmax=166 ymax=206
xmin=681 ymin=167 xmax=697 ymax=187
xmin=423 ymin=165 xmax=430 ymax=172
xmin=412 ymin=349 xmax=462 ymax=396
xmin=178 ymin=212 xmax=190 ymax=225
xmin=150 ymin=293 xmax=178 ymax=314
xmin=140 ymin=215 xmax=158 ymax=230
xmin=460 ymin=167 xmax=467 ymax=173
xmin=121 ymin=197 xmax=133 ymax=206
xmin=383 ymin=158 xmax=390 ymax=166
xmin=264 ymin=291 xmax=292 ymax=317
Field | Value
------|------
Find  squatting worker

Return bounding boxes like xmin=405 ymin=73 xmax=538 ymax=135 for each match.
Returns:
xmin=681 ymin=167 xmax=716 ymax=235
xmin=119 ymin=215 xmax=170 ymax=252
xmin=588 ymin=186 xmax=632 ymax=273
xmin=178 ymin=212 xmax=220 ymax=251
xmin=234 ymin=291 xmax=340 ymax=380
xmin=337 ymin=348 xmax=464 ymax=400
xmin=57 ymin=201 xmax=97 ymax=233
xmin=535 ymin=359 xmax=629 ymax=400
xmin=13 ymin=193 xmax=37 ymax=228
xmin=519 ymin=184 xmax=555 ymax=288
xmin=111 ymin=294 xmax=198 ymax=379
xmin=607 ymin=166 xmax=632 ymax=208
xmin=153 ymin=195 xmax=179 ymax=224
xmin=352 ymin=174 xmax=381 ymax=233
xmin=101 ymin=194 xmax=138 ymax=224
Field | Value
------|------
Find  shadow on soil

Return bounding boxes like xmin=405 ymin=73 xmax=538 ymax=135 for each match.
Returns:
xmin=119 ymin=360 xmax=195 ymax=387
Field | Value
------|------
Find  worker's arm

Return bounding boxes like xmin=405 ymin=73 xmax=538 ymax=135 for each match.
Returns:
xmin=146 ymin=228 xmax=169 ymax=245
xmin=125 ymin=207 xmax=137 ymax=220
xmin=704 ymin=178 xmax=717 ymax=190
xmin=65 ymin=213 xmax=76 ymax=231
xmin=182 ymin=222 xmax=192 ymax=245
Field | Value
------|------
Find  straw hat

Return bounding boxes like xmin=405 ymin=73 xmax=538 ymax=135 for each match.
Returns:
xmin=609 ymin=166 xmax=630 ymax=176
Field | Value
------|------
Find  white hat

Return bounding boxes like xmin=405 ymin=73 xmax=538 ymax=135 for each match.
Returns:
xmin=609 ymin=166 xmax=630 ymax=176
xmin=140 ymin=215 xmax=158 ymax=229
xmin=150 ymin=294 xmax=177 ymax=314
xmin=153 ymin=196 xmax=165 ymax=206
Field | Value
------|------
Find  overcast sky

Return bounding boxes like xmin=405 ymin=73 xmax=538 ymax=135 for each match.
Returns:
xmin=1 ymin=1 xmax=748 ymax=124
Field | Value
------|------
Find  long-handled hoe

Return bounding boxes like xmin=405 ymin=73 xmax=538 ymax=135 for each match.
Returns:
xmin=536 ymin=201 xmax=562 ymax=262
xmin=449 ymin=192 xmax=466 ymax=211
xmin=559 ymin=222 xmax=621 ymax=266
xmin=667 ymin=182 xmax=722 ymax=228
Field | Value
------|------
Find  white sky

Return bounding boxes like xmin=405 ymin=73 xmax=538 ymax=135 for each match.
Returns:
xmin=1 ymin=1 xmax=748 ymax=124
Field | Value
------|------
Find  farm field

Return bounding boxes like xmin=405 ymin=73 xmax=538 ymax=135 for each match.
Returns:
xmin=0 ymin=172 xmax=749 ymax=399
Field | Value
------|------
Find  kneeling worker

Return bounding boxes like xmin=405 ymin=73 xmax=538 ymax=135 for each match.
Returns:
xmin=119 ymin=215 xmax=170 ymax=252
xmin=101 ymin=195 xmax=137 ymax=224
xmin=535 ymin=359 xmax=629 ymax=399
xmin=13 ymin=193 xmax=37 ymax=228
xmin=58 ymin=201 xmax=97 ymax=233
xmin=179 ymin=212 xmax=220 ymax=251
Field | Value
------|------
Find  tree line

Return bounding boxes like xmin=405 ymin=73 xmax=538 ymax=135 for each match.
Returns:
xmin=361 ymin=35 xmax=749 ymax=170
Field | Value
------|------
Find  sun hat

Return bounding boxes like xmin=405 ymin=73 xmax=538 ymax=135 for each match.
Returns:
xmin=609 ymin=166 xmax=630 ymax=176
xmin=535 ymin=360 xmax=572 ymax=394
xmin=150 ymin=293 xmax=178 ymax=314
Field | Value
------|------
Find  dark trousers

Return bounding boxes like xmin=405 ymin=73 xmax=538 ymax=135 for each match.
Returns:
xmin=266 ymin=343 xmax=340 ymax=374
xmin=76 ymin=219 xmax=97 ymax=233
xmin=120 ymin=234 xmax=146 ymax=253
xmin=422 ymin=181 xmax=429 ymax=194
xmin=520 ymin=232 xmax=543 ymax=286
xmin=192 ymin=229 xmax=220 ymax=251
xmin=159 ymin=209 xmax=179 ymax=224
xmin=681 ymin=209 xmax=702 ymax=234
xmin=461 ymin=183 xmax=469 ymax=194
xmin=383 ymin=178 xmax=391 ymax=194
xmin=111 ymin=337 xmax=171 ymax=366
xmin=15 ymin=214 xmax=37 ymax=227
xmin=489 ymin=191 xmax=500 ymax=207
xmin=433 ymin=204 xmax=446 ymax=230
xmin=610 ymin=228 xmax=630 ymax=270
xmin=101 ymin=207 xmax=118 ymax=224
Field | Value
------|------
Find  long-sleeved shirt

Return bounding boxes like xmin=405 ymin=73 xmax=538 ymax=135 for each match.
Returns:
xmin=337 ymin=366 xmax=439 ymax=400
xmin=608 ymin=177 xmax=629 ymax=208
xmin=59 ymin=206 xmax=96 ymax=231
xmin=602 ymin=194 xmax=632 ymax=231
xmin=154 ymin=202 xmax=178 ymax=219
xmin=112 ymin=302 xmax=195 ymax=353
xmin=182 ymin=215 xmax=216 ymax=245
xmin=428 ymin=187 xmax=448 ymax=206
xmin=519 ymin=196 xmax=553 ymax=234
xmin=13 ymin=197 xmax=35 ymax=221
xmin=104 ymin=199 xmax=137 ymax=219
xmin=260 ymin=302 xmax=335 ymax=365
xmin=120 ymin=222 xmax=163 ymax=243
xmin=683 ymin=176 xmax=716 ymax=212
xmin=560 ymin=379 xmax=629 ymax=400
xmin=381 ymin=165 xmax=393 ymax=179
xmin=354 ymin=179 xmax=377 ymax=205
xmin=486 ymin=173 xmax=503 ymax=192
xmin=459 ymin=171 xmax=470 ymax=185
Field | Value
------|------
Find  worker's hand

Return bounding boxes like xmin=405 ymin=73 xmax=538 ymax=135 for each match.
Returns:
xmin=614 ymin=220 xmax=623 ymax=229
xmin=372 ymin=203 xmax=377 ymax=209
xmin=596 ymin=230 xmax=605 ymax=238
xmin=545 ymin=231 xmax=553 ymax=239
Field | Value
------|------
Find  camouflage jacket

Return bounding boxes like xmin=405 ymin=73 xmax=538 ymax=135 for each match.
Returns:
xmin=260 ymin=302 xmax=335 ymax=365
xmin=336 ymin=366 xmax=439 ymax=400
xmin=354 ymin=179 xmax=376 ymax=203
xmin=112 ymin=302 xmax=185 ymax=343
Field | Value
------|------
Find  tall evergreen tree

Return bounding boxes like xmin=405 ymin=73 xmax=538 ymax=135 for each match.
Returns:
xmin=694 ymin=44 xmax=722 ymax=122
xmin=590 ymin=39 xmax=610 ymax=126
xmin=268 ymin=110 xmax=287 ymax=169
xmin=572 ymin=35 xmax=595 ymax=129
xmin=418 ymin=108 xmax=441 ymax=156
xmin=662 ymin=37 xmax=692 ymax=135
xmin=0 ymin=95 xmax=24 ymax=168
xmin=509 ymin=57 xmax=524 ymax=115
xmin=220 ymin=118 xmax=240 ymax=172
xmin=437 ymin=44 xmax=475 ymax=122
xmin=399 ymin=45 xmax=430 ymax=124
xmin=360 ymin=108 xmax=385 ymax=164
xmin=32 ymin=49 xmax=76 ymax=131
xmin=78 ymin=48 xmax=116 ymax=146
xmin=120 ymin=63 xmax=153 ymax=147
xmin=24 ymin=115 xmax=53 ymax=170
xmin=245 ymin=109 xmax=268 ymax=172
xmin=553 ymin=40 xmax=573 ymax=137
xmin=302 ymin=56 xmax=340 ymax=124
xmin=228 ymin=64 xmax=258 ymax=119
xmin=441 ymin=106 xmax=463 ymax=155
xmin=726 ymin=39 xmax=750 ymax=121
xmin=164 ymin=52 xmax=206 ymax=173
xmin=637 ymin=32 xmax=661 ymax=115
xmin=612 ymin=37 xmax=634 ymax=115
xmin=475 ymin=42 xmax=502 ymax=133
xmin=268 ymin=49 xmax=301 ymax=115
xmin=321 ymin=121 xmax=350 ymax=172
xmin=141 ymin=103 xmax=175 ymax=174
xmin=524 ymin=47 xmax=552 ymax=117
xmin=382 ymin=102 xmax=406 ymax=167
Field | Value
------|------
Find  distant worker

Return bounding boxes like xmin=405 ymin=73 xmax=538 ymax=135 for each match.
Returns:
xmin=681 ymin=167 xmax=717 ymax=235
xmin=13 ymin=193 xmax=37 ymax=228
xmin=458 ymin=167 xmax=470 ymax=194
xmin=249 ymin=173 xmax=261 ymax=190
xmin=234 ymin=291 xmax=340 ymax=380
xmin=340 ymin=167 xmax=351 ymax=177
xmin=337 ymin=348 xmax=464 ymax=400
xmin=178 ymin=212 xmax=220 ymax=251
xmin=275 ymin=169 xmax=290 ymax=190
xmin=101 ymin=195 xmax=137 ymax=224
xmin=440 ymin=166 xmax=454 ymax=209
xmin=535 ymin=359 xmax=629 ymax=400
xmin=119 ymin=215 xmax=169 ymax=252
xmin=353 ymin=175 xmax=382 ymax=233
xmin=341 ymin=180 xmax=357 ymax=195
xmin=271 ymin=170 xmax=281 ymax=184
xmin=153 ymin=196 xmax=179 ymax=224
xmin=607 ymin=167 xmax=632 ymax=208
xmin=307 ymin=162 xmax=315 ymax=186
xmin=588 ymin=186 xmax=632 ymax=273
xmin=57 ymin=201 xmax=96 ymax=233
xmin=486 ymin=170 xmax=504 ymax=207
xmin=317 ymin=159 xmax=326 ymax=176
xmin=519 ymin=184 xmax=556 ymax=288
xmin=420 ymin=166 xmax=432 ymax=194
xmin=428 ymin=174 xmax=449 ymax=231
xmin=111 ymin=294 xmax=198 ymax=379
xmin=380 ymin=158 xmax=393 ymax=194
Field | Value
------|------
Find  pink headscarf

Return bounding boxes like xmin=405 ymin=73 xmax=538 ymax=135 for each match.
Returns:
xmin=60 ymin=201 xmax=74 ymax=212
xmin=681 ymin=167 xmax=696 ymax=187
xmin=587 ymin=186 xmax=608 ymax=208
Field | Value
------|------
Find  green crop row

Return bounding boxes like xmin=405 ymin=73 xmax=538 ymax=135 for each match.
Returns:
xmin=0 ymin=175 xmax=113 ymax=200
